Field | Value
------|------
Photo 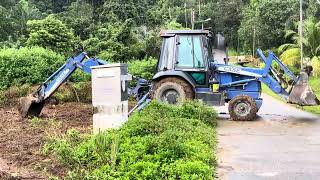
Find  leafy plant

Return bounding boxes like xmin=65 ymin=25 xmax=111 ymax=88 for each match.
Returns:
xmin=0 ymin=47 xmax=64 ymax=90
xmin=311 ymin=56 xmax=320 ymax=76
xmin=43 ymin=101 xmax=218 ymax=179
xmin=128 ymin=57 xmax=157 ymax=80
xmin=278 ymin=18 xmax=320 ymax=72
xmin=52 ymin=82 xmax=92 ymax=103
xmin=26 ymin=15 xmax=77 ymax=54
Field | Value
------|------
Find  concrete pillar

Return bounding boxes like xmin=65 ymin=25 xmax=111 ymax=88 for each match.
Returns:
xmin=91 ymin=63 xmax=131 ymax=134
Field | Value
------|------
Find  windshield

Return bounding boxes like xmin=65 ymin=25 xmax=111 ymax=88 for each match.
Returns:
xmin=177 ymin=35 xmax=205 ymax=69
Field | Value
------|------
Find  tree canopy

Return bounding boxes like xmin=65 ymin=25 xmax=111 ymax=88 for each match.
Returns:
xmin=0 ymin=0 xmax=319 ymax=58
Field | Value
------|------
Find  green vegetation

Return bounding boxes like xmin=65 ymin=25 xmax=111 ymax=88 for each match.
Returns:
xmin=239 ymin=0 xmax=299 ymax=52
xmin=278 ymin=18 xmax=320 ymax=74
xmin=26 ymin=15 xmax=78 ymax=54
xmin=0 ymin=84 xmax=31 ymax=105
xmin=262 ymin=78 xmax=320 ymax=115
xmin=304 ymin=78 xmax=320 ymax=114
xmin=0 ymin=0 xmax=319 ymax=90
xmin=53 ymin=82 xmax=92 ymax=103
xmin=128 ymin=58 xmax=157 ymax=80
xmin=0 ymin=47 xmax=64 ymax=90
xmin=43 ymin=101 xmax=218 ymax=179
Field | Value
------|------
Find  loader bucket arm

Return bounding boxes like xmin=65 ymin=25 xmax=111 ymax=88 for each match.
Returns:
xmin=257 ymin=49 xmax=320 ymax=106
xmin=18 ymin=52 xmax=107 ymax=118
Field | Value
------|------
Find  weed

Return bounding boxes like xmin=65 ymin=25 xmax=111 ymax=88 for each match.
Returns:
xmin=29 ymin=117 xmax=43 ymax=128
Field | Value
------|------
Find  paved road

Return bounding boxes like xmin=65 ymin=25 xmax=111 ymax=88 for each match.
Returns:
xmin=216 ymin=94 xmax=320 ymax=180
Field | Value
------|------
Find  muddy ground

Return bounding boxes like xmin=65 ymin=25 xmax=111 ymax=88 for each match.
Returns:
xmin=0 ymin=103 xmax=93 ymax=179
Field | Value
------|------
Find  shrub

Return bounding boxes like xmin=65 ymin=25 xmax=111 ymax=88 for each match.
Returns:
xmin=26 ymin=15 xmax=77 ymax=54
xmin=43 ymin=101 xmax=217 ymax=179
xmin=311 ymin=56 xmax=320 ymax=77
xmin=53 ymin=82 xmax=92 ymax=103
xmin=0 ymin=84 xmax=32 ymax=105
xmin=279 ymin=47 xmax=300 ymax=74
xmin=70 ymin=69 xmax=91 ymax=82
xmin=0 ymin=47 xmax=65 ymax=90
xmin=128 ymin=57 xmax=157 ymax=80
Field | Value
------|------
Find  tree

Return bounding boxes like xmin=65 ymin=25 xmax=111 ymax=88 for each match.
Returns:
xmin=212 ymin=0 xmax=244 ymax=49
xmin=279 ymin=18 xmax=320 ymax=71
xmin=0 ymin=6 xmax=15 ymax=42
xmin=306 ymin=0 xmax=320 ymax=20
xmin=238 ymin=0 xmax=299 ymax=53
xmin=15 ymin=0 xmax=43 ymax=35
xmin=26 ymin=15 xmax=77 ymax=53
xmin=83 ymin=19 xmax=144 ymax=62
xmin=59 ymin=0 xmax=94 ymax=40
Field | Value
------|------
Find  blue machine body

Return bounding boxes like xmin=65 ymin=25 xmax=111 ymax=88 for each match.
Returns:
xmin=191 ymin=49 xmax=302 ymax=110
xmin=19 ymin=51 xmax=151 ymax=118
xmin=36 ymin=52 xmax=107 ymax=100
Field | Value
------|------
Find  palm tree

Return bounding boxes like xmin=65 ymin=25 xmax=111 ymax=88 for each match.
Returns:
xmin=278 ymin=18 xmax=320 ymax=73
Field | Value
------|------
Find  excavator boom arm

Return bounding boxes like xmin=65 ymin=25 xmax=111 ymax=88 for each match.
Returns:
xmin=18 ymin=52 xmax=107 ymax=118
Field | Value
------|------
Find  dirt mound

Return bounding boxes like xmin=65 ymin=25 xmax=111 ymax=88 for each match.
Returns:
xmin=0 ymin=103 xmax=92 ymax=179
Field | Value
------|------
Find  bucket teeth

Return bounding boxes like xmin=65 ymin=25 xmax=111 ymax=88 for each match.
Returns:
xmin=18 ymin=95 xmax=45 ymax=118
xmin=288 ymin=72 xmax=320 ymax=106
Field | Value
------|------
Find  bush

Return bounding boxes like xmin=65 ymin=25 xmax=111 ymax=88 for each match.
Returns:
xmin=311 ymin=56 xmax=320 ymax=77
xmin=279 ymin=47 xmax=300 ymax=74
xmin=0 ymin=47 xmax=65 ymax=90
xmin=53 ymin=82 xmax=92 ymax=103
xmin=128 ymin=57 xmax=157 ymax=80
xmin=0 ymin=84 xmax=32 ymax=105
xmin=26 ymin=15 xmax=77 ymax=54
xmin=43 ymin=101 xmax=217 ymax=179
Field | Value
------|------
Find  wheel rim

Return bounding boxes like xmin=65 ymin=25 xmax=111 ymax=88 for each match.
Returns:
xmin=234 ymin=102 xmax=251 ymax=117
xmin=160 ymin=89 xmax=180 ymax=104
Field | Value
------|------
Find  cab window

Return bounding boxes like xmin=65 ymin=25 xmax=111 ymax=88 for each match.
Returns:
xmin=177 ymin=35 xmax=205 ymax=69
xmin=158 ymin=37 xmax=175 ymax=70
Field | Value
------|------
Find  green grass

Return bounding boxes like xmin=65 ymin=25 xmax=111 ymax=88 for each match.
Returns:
xmin=42 ymin=101 xmax=218 ymax=179
xmin=304 ymin=78 xmax=320 ymax=114
xmin=228 ymin=48 xmax=239 ymax=56
xmin=262 ymin=77 xmax=320 ymax=115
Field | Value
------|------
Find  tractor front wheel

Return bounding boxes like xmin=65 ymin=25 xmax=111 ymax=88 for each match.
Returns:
xmin=228 ymin=95 xmax=258 ymax=121
xmin=153 ymin=77 xmax=194 ymax=104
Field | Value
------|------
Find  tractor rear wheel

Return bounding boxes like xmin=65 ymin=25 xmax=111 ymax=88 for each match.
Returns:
xmin=153 ymin=77 xmax=194 ymax=104
xmin=228 ymin=95 xmax=258 ymax=121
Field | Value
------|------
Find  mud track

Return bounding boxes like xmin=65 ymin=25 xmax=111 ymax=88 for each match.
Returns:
xmin=0 ymin=103 xmax=92 ymax=179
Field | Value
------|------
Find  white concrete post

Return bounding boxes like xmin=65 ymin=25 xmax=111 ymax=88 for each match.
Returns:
xmin=91 ymin=63 xmax=131 ymax=134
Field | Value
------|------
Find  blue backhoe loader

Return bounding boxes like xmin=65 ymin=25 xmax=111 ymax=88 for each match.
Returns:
xmin=18 ymin=30 xmax=320 ymax=121
xmin=150 ymin=30 xmax=319 ymax=120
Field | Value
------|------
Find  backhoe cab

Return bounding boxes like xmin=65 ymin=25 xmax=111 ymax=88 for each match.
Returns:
xmin=152 ymin=30 xmax=319 ymax=120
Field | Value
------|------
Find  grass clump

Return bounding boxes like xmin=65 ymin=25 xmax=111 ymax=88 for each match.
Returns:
xmin=0 ymin=84 xmax=32 ymax=105
xmin=43 ymin=101 xmax=218 ymax=179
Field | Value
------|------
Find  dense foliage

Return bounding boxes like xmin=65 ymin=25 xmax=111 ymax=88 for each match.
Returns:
xmin=43 ymin=101 xmax=218 ymax=179
xmin=1 ymin=0 xmax=319 ymax=54
xmin=0 ymin=0 xmax=320 ymax=86
xmin=128 ymin=58 xmax=158 ymax=80
xmin=0 ymin=47 xmax=64 ymax=90
xmin=26 ymin=15 xmax=77 ymax=54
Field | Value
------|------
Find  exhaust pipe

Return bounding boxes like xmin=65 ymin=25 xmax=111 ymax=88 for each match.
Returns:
xmin=288 ymin=72 xmax=320 ymax=106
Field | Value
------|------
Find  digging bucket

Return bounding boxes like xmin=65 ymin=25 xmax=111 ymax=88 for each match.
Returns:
xmin=288 ymin=72 xmax=320 ymax=106
xmin=18 ymin=95 xmax=45 ymax=118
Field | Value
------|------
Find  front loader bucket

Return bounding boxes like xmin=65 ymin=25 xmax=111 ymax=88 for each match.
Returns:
xmin=18 ymin=95 xmax=45 ymax=118
xmin=288 ymin=72 xmax=320 ymax=106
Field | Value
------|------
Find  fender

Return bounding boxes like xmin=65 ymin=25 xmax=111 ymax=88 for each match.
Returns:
xmin=152 ymin=70 xmax=196 ymax=88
